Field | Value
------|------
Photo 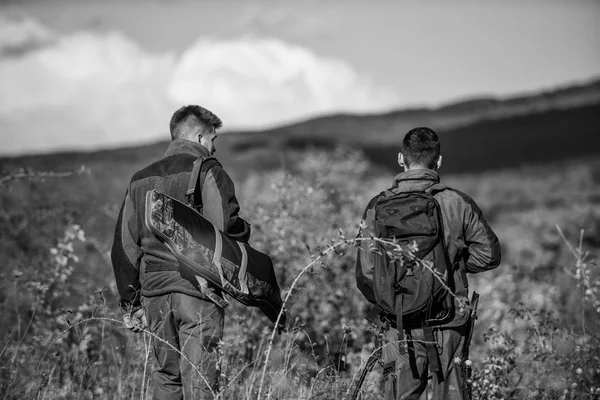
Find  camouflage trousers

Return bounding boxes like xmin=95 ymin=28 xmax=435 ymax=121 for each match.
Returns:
xmin=381 ymin=325 xmax=466 ymax=400
xmin=143 ymin=293 xmax=224 ymax=400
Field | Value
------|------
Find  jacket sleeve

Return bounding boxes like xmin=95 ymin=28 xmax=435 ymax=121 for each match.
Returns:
xmin=461 ymin=193 xmax=502 ymax=273
xmin=355 ymin=195 xmax=380 ymax=304
xmin=201 ymin=164 xmax=251 ymax=243
xmin=111 ymin=187 xmax=143 ymax=310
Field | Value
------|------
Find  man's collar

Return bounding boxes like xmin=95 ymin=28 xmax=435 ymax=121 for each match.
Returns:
xmin=393 ymin=168 xmax=440 ymax=185
xmin=164 ymin=139 xmax=211 ymax=158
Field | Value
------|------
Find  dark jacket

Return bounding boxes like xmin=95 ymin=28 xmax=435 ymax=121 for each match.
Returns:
xmin=111 ymin=139 xmax=251 ymax=309
xmin=356 ymin=169 xmax=501 ymax=327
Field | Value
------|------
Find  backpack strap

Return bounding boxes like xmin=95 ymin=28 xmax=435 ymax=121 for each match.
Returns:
xmin=185 ymin=157 xmax=221 ymax=212
xmin=396 ymin=294 xmax=406 ymax=356
xmin=423 ymin=327 xmax=442 ymax=374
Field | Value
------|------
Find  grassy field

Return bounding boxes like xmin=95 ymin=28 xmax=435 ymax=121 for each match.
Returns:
xmin=1 ymin=138 xmax=599 ymax=399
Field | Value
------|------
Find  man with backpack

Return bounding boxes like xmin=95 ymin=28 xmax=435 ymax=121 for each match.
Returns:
xmin=111 ymin=105 xmax=251 ymax=399
xmin=355 ymin=127 xmax=501 ymax=399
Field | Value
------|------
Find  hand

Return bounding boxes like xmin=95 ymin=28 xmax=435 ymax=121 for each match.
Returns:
xmin=123 ymin=308 xmax=148 ymax=333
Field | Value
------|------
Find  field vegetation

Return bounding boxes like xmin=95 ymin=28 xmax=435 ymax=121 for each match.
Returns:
xmin=1 ymin=83 xmax=599 ymax=399
xmin=1 ymin=143 xmax=599 ymax=399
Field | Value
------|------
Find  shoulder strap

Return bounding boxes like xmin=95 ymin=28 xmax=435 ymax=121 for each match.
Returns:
xmin=186 ymin=158 xmax=204 ymax=203
xmin=185 ymin=157 xmax=221 ymax=211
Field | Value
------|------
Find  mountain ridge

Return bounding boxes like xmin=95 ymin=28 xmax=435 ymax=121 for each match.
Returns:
xmin=1 ymin=78 xmax=599 ymax=176
xmin=229 ymin=77 xmax=600 ymax=146
xmin=2 ymin=76 xmax=599 ymax=160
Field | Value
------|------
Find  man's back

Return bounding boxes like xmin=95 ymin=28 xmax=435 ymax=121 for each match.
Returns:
xmin=356 ymin=168 xmax=501 ymax=326
xmin=112 ymin=138 xmax=251 ymax=308
xmin=132 ymin=142 xmax=204 ymax=294
xmin=354 ymin=126 xmax=501 ymax=400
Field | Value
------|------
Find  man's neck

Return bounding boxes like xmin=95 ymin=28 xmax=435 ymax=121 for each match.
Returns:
xmin=164 ymin=139 xmax=210 ymax=158
xmin=404 ymin=166 xmax=434 ymax=172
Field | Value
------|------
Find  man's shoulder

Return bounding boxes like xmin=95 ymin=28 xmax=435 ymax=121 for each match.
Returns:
xmin=436 ymin=185 xmax=482 ymax=213
xmin=437 ymin=185 xmax=470 ymax=199
xmin=366 ymin=190 xmax=388 ymax=208
xmin=130 ymin=153 xmax=197 ymax=184
xmin=201 ymin=156 xmax=224 ymax=173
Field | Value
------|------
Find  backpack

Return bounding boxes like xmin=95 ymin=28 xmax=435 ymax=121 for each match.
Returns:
xmin=145 ymin=157 xmax=286 ymax=330
xmin=369 ymin=184 xmax=455 ymax=371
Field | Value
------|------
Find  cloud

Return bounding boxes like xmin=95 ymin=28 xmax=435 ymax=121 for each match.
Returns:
xmin=168 ymin=37 xmax=399 ymax=128
xmin=1 ymin=31 xmax=173 ymax=114
xmin=0 ymin=25 xmax=175 ymax=154
xmin=0 ymin=16 xmax=176 ymax=154
xmin=0 ymin=15 xmax=399 ymax=155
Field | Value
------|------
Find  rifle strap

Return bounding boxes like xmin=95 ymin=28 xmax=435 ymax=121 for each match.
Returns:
xmin=184 ymin=156 xmax=230 ymax=309
xmin=211 ymin=224 xmax=226 ymax=286
xmin=186 ymin=157 xmax=221 ymax=212
xmin=186 ymin=157 xmax=204 ymax=207
xmin=236 ymin=241 xmax=250 ymax=294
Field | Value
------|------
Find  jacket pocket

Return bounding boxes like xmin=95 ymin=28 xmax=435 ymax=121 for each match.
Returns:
xmin=382 ymin=361 xmax=397 ymax=400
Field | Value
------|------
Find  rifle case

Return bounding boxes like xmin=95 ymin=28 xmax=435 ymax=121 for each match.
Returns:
xmin=145 ymin=189 xmax=285 ymax=328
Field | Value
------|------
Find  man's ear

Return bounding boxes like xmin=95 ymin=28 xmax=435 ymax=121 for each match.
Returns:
xmin=398 ymin=152 xmax=405 ymax=167
xmin=436 ymin=155 xmax=443 ymax=170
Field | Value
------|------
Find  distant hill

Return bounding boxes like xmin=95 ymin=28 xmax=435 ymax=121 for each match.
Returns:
xmin=217 ymin=79 xmax=600 ymax=174
xmin=218 ymin=103 xmax=600 ymax=174
xmin=1 ymin=78 xmax=599 ymax=177
xmin=368 ymin=104 xmax=600 ymax=173
xmin=228 ymin=77 xmax=600 ymax=147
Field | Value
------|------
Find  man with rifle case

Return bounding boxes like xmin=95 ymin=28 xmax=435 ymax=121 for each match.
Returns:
xmin=111 ymin=105 xmax=252 ymax=399
xmin=354 ymin=127 xmax=501 ymax=399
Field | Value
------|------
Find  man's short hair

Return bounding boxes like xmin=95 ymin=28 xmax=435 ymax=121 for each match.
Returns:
xmin=402 ymin=127 xmax=441 ymax=169
xmin=169 ymin=105 xmax=223 ymax=140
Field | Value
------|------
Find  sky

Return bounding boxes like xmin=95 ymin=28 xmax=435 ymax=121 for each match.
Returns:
xmin=0 ymin=0 xmax=599 ymax=155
